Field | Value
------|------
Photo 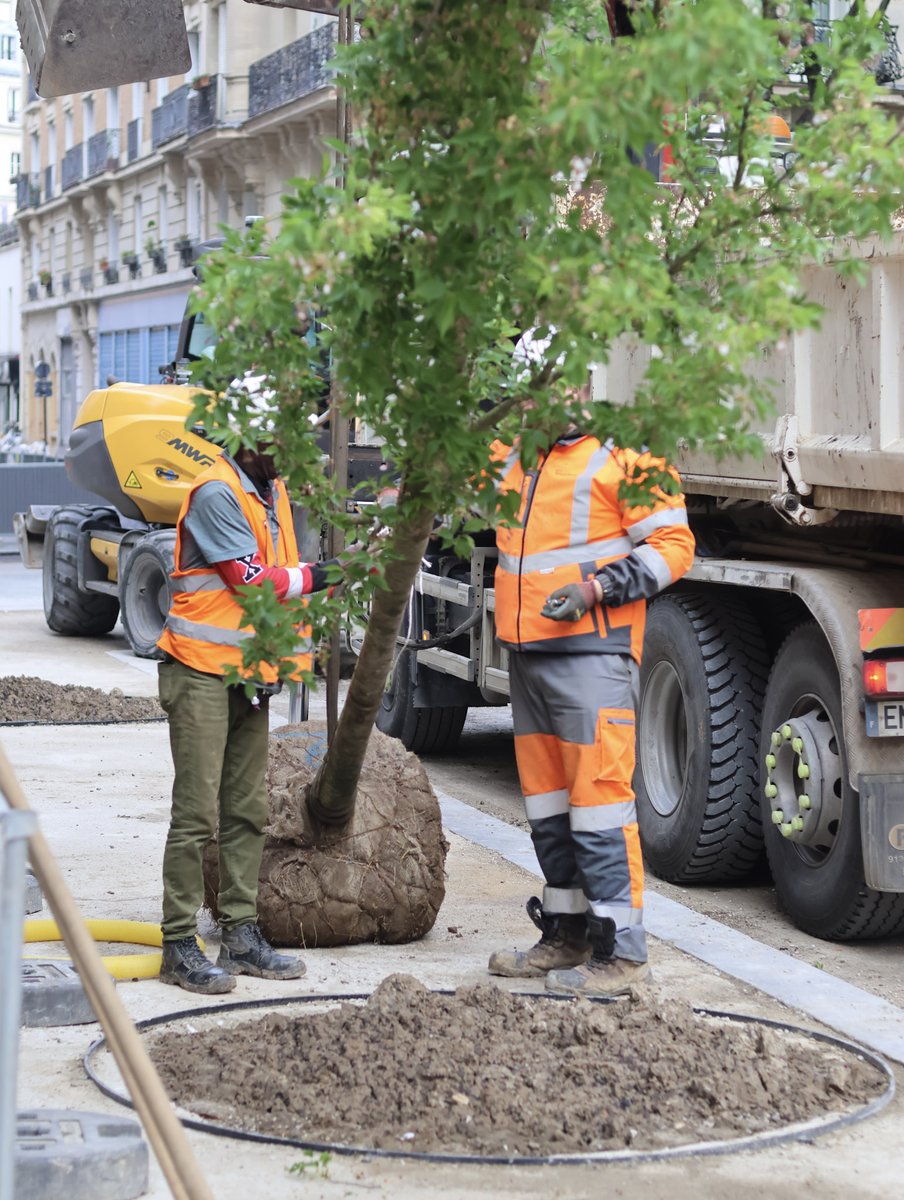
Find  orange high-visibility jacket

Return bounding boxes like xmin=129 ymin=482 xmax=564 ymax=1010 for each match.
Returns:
xmin=158 ymin=457 xmax=311 ymax=682
xmin=492 ymin=434 xmax=695 ymax=661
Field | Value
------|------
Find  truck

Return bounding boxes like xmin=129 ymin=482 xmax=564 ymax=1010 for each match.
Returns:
xmin=375 ymin=231 xmax=904 ymax=944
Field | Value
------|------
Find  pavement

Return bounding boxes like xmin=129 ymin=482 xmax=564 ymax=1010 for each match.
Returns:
xmin=3 ymin=565 xmax=904 ymax=1199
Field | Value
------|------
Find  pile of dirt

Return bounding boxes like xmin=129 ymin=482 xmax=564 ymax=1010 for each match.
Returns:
xmin=202 ymin=724 xmax=447 ymax=947
xmin=0 ymin=675 xmax=164 ymax=724
xmin=149 ymin=975 xmax=887 ymax=1157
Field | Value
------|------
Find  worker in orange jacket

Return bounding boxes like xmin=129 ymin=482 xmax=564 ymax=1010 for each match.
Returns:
xmin=488 ymin=341 xmax=695 ymax=996
xmin=157 ymin=391 xmax=333 ymax=995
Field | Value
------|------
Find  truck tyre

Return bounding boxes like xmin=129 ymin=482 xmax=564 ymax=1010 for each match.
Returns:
xmin=376 ymin=649 xmax=468 ymax=755
xmin=760 ymin=624 xmax=904 ymax=940
xmin=635 ymin=591 xmax=769 ymax=883
xmin=119 ymin=534 xmax=176 ymax=659
xmin=42 ymin=506 xmax=120 ymax=636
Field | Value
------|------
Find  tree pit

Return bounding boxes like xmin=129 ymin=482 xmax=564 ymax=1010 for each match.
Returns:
xmin=202 ymin=724 xmax=448 ymax=947
xmin=147 ymin=974 xmax=890 ymax=1159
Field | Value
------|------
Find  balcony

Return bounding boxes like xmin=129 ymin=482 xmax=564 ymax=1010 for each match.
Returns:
xmin=0 ymin=223 xmax=17 ymax=248
xmin=79 ymin=268 xmax=93 ymax=291
xmin=152 ymin=85 xmax=190 ymax=150
xmin=248 ymin=23 xmax=337 ymax=120
xmin=62 ymin=145 xmax=84 ymax=191
xmin=87 ymin=130 xmax=121 ymax=179
xmin=187 ymin=75 xmax=220 ymax=138
xmin=808 ymin=18 xmax=903 ymax=86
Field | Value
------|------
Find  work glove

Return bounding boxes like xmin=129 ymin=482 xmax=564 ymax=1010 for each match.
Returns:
xmin=540 ymin=580 xmax=602 ymax=622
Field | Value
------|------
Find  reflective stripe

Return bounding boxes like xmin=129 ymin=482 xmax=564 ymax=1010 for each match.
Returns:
xmin=587 ymin=902 xmax=644 ymax=926
xmin=164 ymin=615 xmax=252 ymax=647
xmin=570 ymin=801 xmax=636 ymax=832
xmin=498 ymin=535 xmax=632 ymax=576
xmin=633 ymin=542 xmax=674 ymax=591
xmin=542 ymin=886 xmax=587 ymax=915
xmin=524 ymin=788 xmax=570 ymax=821
xmin=628 ymin=506 xmax=689 ymax=544
xmin=174 ymin=574 xmax=228 ymax=594
xmin=570 ymin=446 xmax=613 ymax=546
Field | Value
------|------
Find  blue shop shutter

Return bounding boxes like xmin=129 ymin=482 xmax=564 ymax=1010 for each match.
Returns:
xmin=113 ymin=333 xmax=128 ymax=381
xmin=98 ymin=333 xmax=114 ymax=387
xmin=149 ymin=327 xmax=168 ymax=378
xmin=126 ymin=331 xmax=142 ymax=383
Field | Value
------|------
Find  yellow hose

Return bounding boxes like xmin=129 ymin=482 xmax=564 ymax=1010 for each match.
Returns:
xmin=23 ymin=919 xmax=205 ymax=982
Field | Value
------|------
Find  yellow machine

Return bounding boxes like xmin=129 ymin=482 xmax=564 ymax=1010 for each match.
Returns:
xmin=21 ymin=383 xmax=222 ymax=658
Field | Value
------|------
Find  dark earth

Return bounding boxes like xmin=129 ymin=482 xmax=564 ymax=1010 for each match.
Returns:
xmin=148 ymin=974 xmax=887 ymax=1158
xmin=0 ymin=675 xmax=164 ymax=724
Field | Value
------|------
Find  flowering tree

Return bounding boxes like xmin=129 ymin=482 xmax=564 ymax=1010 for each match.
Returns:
xmin=192 ymin=0 xmax=904 ymax=825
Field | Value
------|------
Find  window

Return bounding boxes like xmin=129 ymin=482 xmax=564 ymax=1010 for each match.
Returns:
xmin=7 ymin=86 xmax=18 ymax=123
xmin=10 ymin=150 xmax=20 ymax=178
xmin=0 ymin=34 xmax=15 ymax=61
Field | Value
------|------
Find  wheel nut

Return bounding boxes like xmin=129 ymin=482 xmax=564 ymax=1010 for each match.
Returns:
xmin=798 ymin=763 xmax=810 ymax=780
xmin=771 ymin=731 xmax=782 ymax=748
xmin=791 ymin=816 xmax=804 ymax=832
xmin=765 ymin=753 xmax=776 ymax=769
xmin=765 ymin=782 xmax=778 ymax=799
xmin=782 ymin=724 xmax=792 ymax=739
xmin=780 ymin=822 xmax=794 ymax=838
xmin=799 ymin=794 xmax=811 ymax=810
xmin=791 ymin=736 xmax=803 ymax=753
xmin=771 ymin=809 xmax=784 ymax=824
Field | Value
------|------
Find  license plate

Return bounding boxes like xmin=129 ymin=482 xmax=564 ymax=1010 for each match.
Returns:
xmin=865 ymin=700 xmax=904 ymax=737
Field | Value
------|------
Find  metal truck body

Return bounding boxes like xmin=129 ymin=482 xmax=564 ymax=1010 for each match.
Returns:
xmin=381 ymin=232 xmax=904 ymax=942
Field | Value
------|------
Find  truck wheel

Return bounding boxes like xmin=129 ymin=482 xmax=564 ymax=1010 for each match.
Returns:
xmin=760 ymin=624 xmax=904 ymax=940
xmin=42 ymin=506 xmax=120 ymax=636
xmin=119 ymin=535 xmax=175 ymax=659
xmin=635 ymin=591 xmax=769 ymax=883
xmin=376 ymin=649 xmax=468 ymax=755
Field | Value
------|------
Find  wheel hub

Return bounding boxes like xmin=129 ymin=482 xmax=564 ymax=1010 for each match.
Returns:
xmin=763 ymin=708 xmax=843 ymax=853
xmin=639 ymin=661 xmax=689 ymax=819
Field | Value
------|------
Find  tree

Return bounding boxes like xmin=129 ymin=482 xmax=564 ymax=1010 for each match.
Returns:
xmin=191 ymin=0 xmax=904 ymax=829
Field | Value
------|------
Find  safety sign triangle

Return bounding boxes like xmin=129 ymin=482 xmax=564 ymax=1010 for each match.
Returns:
xmin=124 ymin=471 xmax=142 ymax=489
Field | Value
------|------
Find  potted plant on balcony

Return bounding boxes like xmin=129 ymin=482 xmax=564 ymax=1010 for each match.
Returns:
xmin=145 ymin=222 xmax=167 ymax=273
xmin=38 ymin=269 xmax=53 ymax=295
xmin=121 ymin=249 xmax=140 ymax=279
xmin=175 ymin=235 xmax=195 ymax=269
xmin=190 ymin=73 xmax=211 ymax=91
xmin=99 ymin=257 xmax=119 ymax=285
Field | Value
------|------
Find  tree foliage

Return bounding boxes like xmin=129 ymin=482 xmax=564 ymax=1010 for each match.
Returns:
xmin=189 ymin=0 xmax=904 ymax=818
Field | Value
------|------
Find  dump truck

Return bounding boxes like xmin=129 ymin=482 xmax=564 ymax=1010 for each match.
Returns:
xmin=376 ymin=230 xmax=904 ymax=943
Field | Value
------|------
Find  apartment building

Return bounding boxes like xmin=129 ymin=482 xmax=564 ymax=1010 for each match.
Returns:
xmin=15 ymin=0 xmax=337 ymax=454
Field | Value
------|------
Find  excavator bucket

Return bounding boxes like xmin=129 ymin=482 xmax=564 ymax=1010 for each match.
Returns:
xmin=16 ymin=0 xmax=191 ymax=98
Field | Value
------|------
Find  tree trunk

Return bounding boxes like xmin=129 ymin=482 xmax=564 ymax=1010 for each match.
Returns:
xmin=305 ymin=488 xmax=439 ymax=826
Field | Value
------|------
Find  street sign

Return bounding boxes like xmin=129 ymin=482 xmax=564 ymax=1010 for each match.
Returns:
xmin=34 ymin=360 xmax=50 ymax=380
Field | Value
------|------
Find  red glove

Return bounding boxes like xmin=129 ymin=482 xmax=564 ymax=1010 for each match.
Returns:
xmin=540 ymin=580 xmax=602 ymax=622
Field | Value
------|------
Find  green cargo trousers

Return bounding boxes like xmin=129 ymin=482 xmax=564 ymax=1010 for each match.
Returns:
xmin=158 ymin=656 xmax=270 ymax=941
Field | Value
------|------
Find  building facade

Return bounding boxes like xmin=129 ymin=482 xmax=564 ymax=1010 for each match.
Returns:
xmin=15 ymin=0 xmax=337 ymax=454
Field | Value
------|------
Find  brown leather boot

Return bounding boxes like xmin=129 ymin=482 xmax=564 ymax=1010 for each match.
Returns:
xmin=545 ymin=914 xmax=651 ymax=997
xmin=488 ymin=896 xmax=590 ymax=978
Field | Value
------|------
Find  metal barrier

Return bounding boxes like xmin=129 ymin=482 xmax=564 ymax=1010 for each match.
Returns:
xmin=0 ymin=797 xmax=37 ymax=1200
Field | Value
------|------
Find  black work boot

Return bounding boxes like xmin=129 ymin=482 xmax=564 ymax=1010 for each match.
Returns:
xmin=217 ymin=922 xmax=306 ymax=980
xmin=545 ymin=914 xmax=650 ymax=997
xmin=488 ymin=896 xmax=590 ymax=978
xmin=160 ymin=936 xmax=236 ymax=995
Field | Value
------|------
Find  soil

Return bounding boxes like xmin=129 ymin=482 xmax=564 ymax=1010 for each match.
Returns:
xmin=202 ymin=723 xmax=448 ymax=947
xmin=148 ymin=974 xmax=887 ymax=1158
xmin=0 ymin=675 xmax=164 ymax=724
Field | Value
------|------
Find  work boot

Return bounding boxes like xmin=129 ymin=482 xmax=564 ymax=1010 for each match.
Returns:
xmin=545 ymin=914 xmax=651 ymax=997
xmin=488 ymin=896 xmax=590 ymax=978
xmin=160 ymin=936 xmax=236 ymax=995
xmin=217 ymin=922 xmax=306 ymax=980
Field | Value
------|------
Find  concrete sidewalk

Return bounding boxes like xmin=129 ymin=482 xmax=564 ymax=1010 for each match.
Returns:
xmin=4 ymin=609 xmax=903 ymax=1199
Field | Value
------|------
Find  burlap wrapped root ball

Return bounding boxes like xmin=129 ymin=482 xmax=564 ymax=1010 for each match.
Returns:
xmin=202 ymin=723 xmax=448 ymax=946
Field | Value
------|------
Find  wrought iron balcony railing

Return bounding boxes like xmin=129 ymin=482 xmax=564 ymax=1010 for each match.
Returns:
xmin=806 ymin=18 xmax=903 ymax=86
xmin=61 ymin=145 xmax=84 ymax=191
xmin=187 ymin=75 xmax=219 ymax=137
xmin=248 ymin=23 xmax=337 ymax=120
xmin=152 ymin=85 xmax=190 ymax=150
xmin=87 ymin=130 xmax=121 ymax=178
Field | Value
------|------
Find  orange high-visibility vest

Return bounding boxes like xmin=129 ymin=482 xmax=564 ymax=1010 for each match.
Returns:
xmin=492 ymin=435 xmax=693 ymax=662
xmin=157 ymin=457 xmax=311 ymax=682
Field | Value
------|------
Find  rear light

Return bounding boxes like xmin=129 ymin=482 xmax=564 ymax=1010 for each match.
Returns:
xmin=863 ymin=659 xmax=904 ymax=697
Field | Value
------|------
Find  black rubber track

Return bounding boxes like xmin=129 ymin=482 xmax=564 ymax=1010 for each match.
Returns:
xmin=42 ymin=506 xmax=120 ymax=637
xmin=636 ymin=590 xmax=770 ymax=884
